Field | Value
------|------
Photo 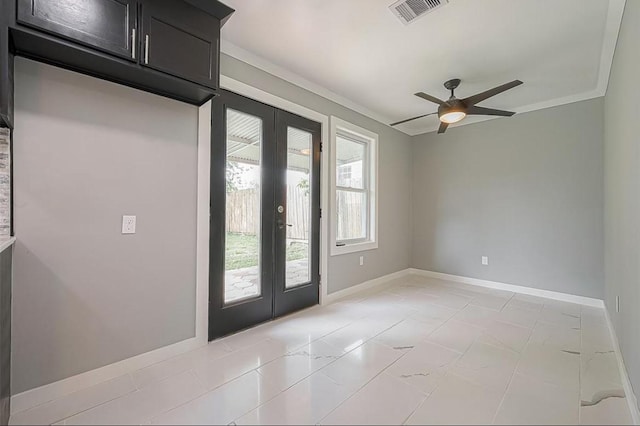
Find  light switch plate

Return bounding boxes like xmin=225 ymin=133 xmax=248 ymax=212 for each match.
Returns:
xmin=481 ymin=256 xmax=489 ymax=266
xmin=359 ymin=256 xmax=364 ymax=266
xmin=122 ymin=215 xmax=136 ymax=234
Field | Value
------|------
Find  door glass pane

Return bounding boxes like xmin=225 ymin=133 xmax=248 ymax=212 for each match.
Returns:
xmin=336 ymin=135 xmax=366 ymax=189
xmin=225 ymin=109 xmax=263 ymax=303
xmin=285 ymin=127 xmax=312 ymax=288
xmin=336 ymin=190 xmax=367 ymax=241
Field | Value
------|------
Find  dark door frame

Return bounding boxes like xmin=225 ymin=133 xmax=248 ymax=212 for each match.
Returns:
xmin=273 ymin=109 xmax=321 ymax=317
xmin=209 ymin=90 xmax=276 ymax=340
xmin=208 ymin=89 xmax=322 ymax=340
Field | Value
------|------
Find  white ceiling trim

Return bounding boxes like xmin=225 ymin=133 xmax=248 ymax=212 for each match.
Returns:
xmin=221 ymin=0 xmax=626 ymax=137
xmin=221 ymin=41 xmax=396 ymax=128
xmin=598 ymin=0 xmax=627 ymax=95
xmin=440 ymin=0 xmax=626 ymax=135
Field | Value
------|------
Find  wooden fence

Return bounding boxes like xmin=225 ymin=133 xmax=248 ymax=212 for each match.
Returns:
xmin=336 ymin=190 xmax=364 ymax=240
xmin=226 ymin=187 xmax=310 ymax=240
xmin=226 ymin=187 xmax=364 ymax=240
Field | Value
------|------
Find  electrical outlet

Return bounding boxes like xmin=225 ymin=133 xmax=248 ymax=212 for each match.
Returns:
xmin=481 ymin=256 xmax=489 ymax=266
xmin=616 ymin=296 xmax=620 ymax=313
xmin=359 ymin=256 xmax=364 ymax=266
xmin=122 ymin=215 xmax=136 ymax=234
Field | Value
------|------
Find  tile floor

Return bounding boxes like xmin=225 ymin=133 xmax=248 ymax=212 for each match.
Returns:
xmin=9 ymin=275 xmax=634 ymax=425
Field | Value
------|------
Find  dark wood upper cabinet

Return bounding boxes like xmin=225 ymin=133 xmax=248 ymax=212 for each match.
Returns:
xmin=0 ymin=0 xmax=15 ymax=129
xmin=140 ymin=0 xmax=220 ymax=89
xmin=16 ymin=0 xmax=138 ymax=62
xmin=4 ymin=0 xmax=233 ymax=109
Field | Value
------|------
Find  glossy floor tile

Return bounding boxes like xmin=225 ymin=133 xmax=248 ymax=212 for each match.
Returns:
xmin=384 ymin=340 xmax=460 ymax=395
xmin=11 ymin=275 xmax=634 ymax=425
xmin=406 ymin=373 xmax=505 ymax=425
xmin=320 ymin=373 xmax=426 ymax=425
xmin=8 ymin=375 xmax=136 ymax=426
xmin=65 ymin=371 xmax=206 ymax=425
xmin=236 ymin=373 xmax=352 ymax=425
xmin=149 ymin=371 xmax=280 ymax=425
xmin=494 ymin=373 xmax=579 ymax=425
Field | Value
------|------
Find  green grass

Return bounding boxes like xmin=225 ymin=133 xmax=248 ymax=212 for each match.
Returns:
xmin=225 ymin=233 xmax=308 ymax=270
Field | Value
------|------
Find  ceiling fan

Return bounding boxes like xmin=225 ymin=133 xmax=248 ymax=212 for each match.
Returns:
xmin=390 ymin=79 xmax=524 ymax=134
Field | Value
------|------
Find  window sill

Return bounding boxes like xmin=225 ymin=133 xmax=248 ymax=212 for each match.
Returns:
xmin=331 ymin=240 xmax=378 ymax=256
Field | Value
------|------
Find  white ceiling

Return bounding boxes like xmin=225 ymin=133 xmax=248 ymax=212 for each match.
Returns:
xmin=219 ymin=0 xmax=625 ymax=136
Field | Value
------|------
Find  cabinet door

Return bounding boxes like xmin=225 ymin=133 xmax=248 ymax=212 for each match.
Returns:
xmin=140 ymin=0 xmax=219 ymax=89
xmin=1 ymin=0 xmax=14 ymax=128
xmin=17 ymin=0 xmax=138 ymax=61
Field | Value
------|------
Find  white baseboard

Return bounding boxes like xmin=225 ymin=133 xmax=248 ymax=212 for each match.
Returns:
xmin=603 ymin=306 xmax=640 ymax=424
xmin=11 ymin=100 xmax=216 ymax=416
xmin=11 ymin=268 xmax=410 ymax=415
xmin=10 ymin=336 xmax=205 ymax=415
xmin=9 ymin=267 xmax=614 ymax=417
xmin=410 ymin=269 xmax=640 ymax=420
xmin=324 ymin=268 xmax=412 ymax=305
xmin=409 ymin=269 xmax=605 ymax=308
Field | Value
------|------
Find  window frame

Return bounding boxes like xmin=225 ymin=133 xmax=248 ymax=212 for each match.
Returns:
xmin=330 ymin=116 xmax=378 ymax=256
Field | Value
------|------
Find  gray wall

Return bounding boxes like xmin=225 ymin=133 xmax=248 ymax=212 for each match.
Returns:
xmin=9 ymin=54 xmax=413 ymax=393
xmin=8 ymin=41 xmax=615 ymax=395
xmin=12 ymin=59 xmax=199 ymax=393
xmin=604 ymin=0 xmax=640 ymax=409
xmin=411 ymin=98 xmax=605 ymax=299
xmin=0 ymin=247 xmax=13 ymax=425
xmin=221 ymin=54 xmax=414 ymax=294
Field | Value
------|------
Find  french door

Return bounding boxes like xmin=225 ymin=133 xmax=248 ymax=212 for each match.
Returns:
xmin=209 ymin=90 xmax=321 ymax=340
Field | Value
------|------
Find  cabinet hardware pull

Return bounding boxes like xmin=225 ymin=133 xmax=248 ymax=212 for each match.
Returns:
xmin=131 ymin=29 xmax=136 ymax=59
xmin=144 ymin=34 xmax=150 ymax=64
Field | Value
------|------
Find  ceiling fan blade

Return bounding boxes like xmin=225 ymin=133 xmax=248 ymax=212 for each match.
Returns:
xmin=466 ymin=106 xmax=516 ymax=117
xmin=462 ymin=80 xmax=523 ymax=106
xmin=438 ymin=122 xmax=449 ymax=134
xmin=390 ymin=113 xmax=437 ymax=127
xmin=415 ymin=92 xmax=447 ymax=106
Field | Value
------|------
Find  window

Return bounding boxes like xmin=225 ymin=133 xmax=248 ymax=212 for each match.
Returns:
xmin=330 ymin=117 xmax=378 ymax=255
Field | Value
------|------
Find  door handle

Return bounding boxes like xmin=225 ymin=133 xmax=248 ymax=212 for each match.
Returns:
xmin=144 ymin=34 xmax=150 ymax=64
xmin=276 ymin=205 xmax=290 ymax=230
xmin=131 ymin=29 xmax=136 ymax=59
xmin=276 ymin=220 xmax=293 ymax=230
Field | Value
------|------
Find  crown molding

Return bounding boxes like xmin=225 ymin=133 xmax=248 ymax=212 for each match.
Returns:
xmin=220 ymin=41 xmax=397 ymax=130
xmin=403 ymin=0 xmax=627 ymax=136
xmin=220 ymin=0 xmax=626 ymax=137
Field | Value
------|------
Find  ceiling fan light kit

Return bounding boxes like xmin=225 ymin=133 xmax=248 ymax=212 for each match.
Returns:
xmin=392 ymin=78 xmax=524 ymax=134
xmin=440 ymin=111 xmax=466 ymax=124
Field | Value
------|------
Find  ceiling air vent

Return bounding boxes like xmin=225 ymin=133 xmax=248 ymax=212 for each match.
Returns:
xmin=389 ymin=0 xmax=448 ymax=25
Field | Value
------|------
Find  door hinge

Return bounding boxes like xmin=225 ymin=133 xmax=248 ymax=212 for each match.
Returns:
xmin=320 ymin=142 xmax=323 ymax=152
xmin=319 ymin=208 xmax=322 ymax=219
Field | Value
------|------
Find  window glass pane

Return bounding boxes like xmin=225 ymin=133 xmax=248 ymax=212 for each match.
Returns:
xmin=224 ymin=109 xmax=262 ymax=304
xmin=336 ymin=190 xmax=367 ymax=241
xmin=336 ymin=135 xmax=366 ymax=189
xmin=285 ymin=127 xmax=312 ymax=288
